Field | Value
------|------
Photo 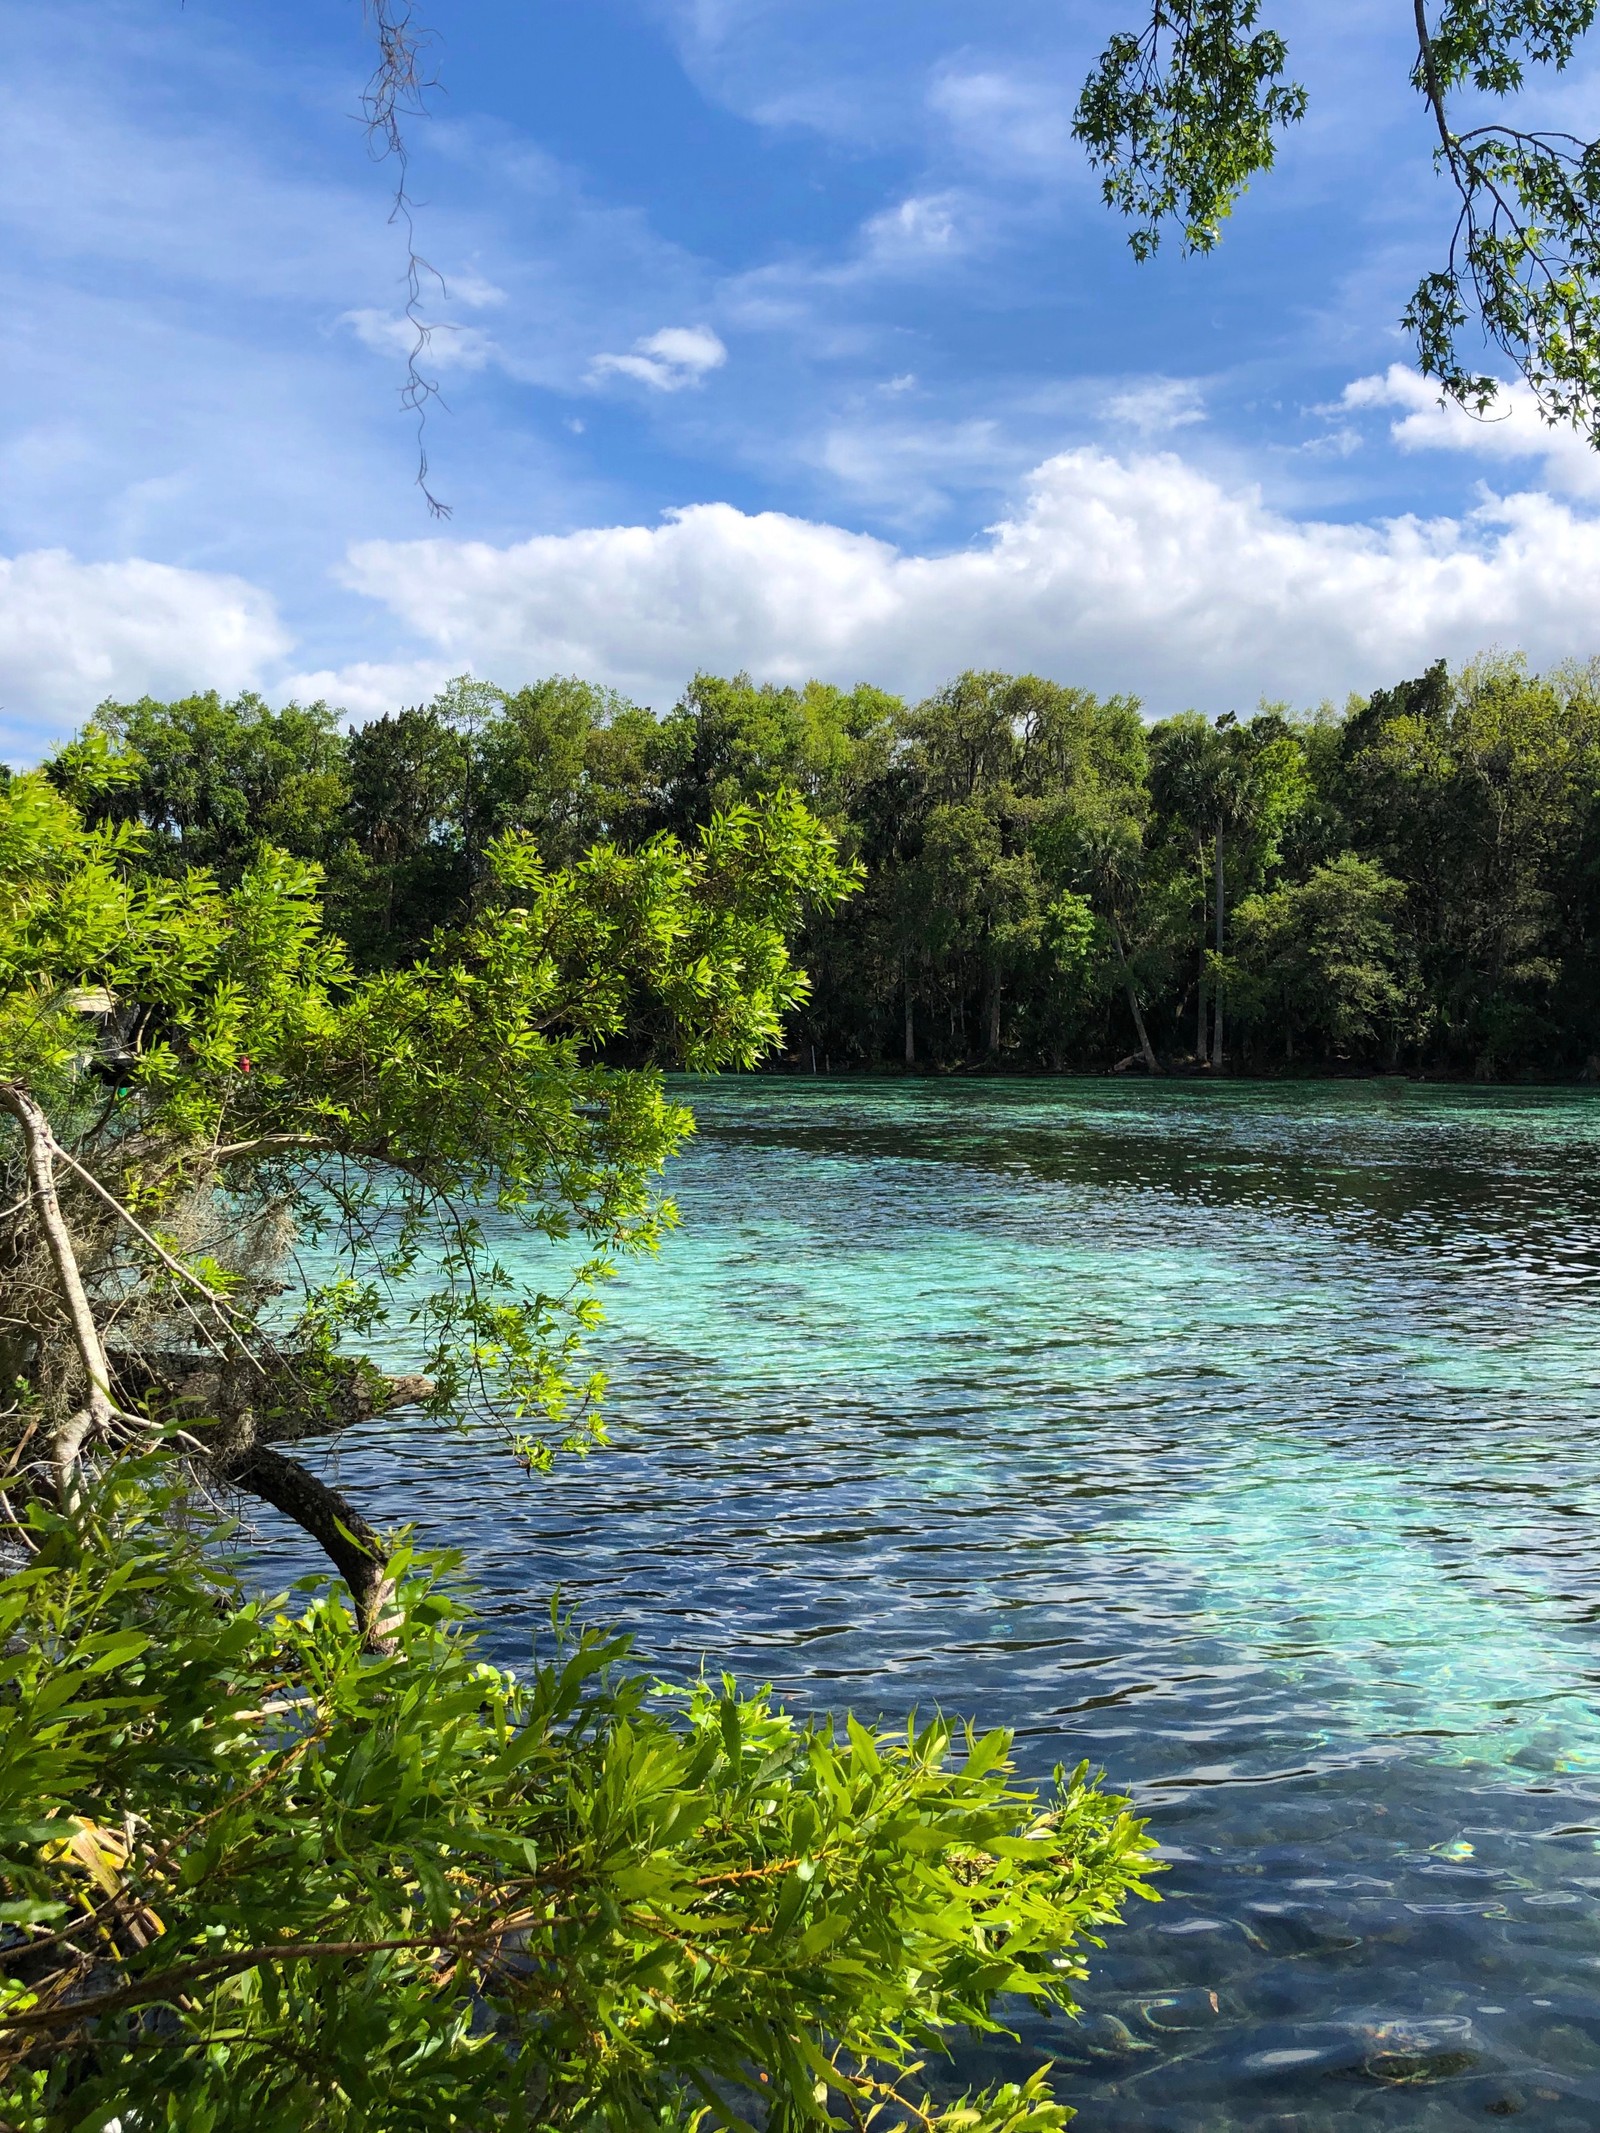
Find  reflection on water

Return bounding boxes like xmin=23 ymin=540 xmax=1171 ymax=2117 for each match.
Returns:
xmin=249 ymin=1079 xmax=1600 ymax=2130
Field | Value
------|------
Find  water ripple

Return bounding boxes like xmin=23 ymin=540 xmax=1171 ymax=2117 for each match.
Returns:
xmin=248 ymin=1079 xmax=1600 ymax=2130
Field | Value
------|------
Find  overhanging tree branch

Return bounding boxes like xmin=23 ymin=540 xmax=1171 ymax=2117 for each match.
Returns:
xmin=1078 ymin=0 xmax=1600 ymax=444
xmin=217 ymin=1441 xmax=399 ymax=1653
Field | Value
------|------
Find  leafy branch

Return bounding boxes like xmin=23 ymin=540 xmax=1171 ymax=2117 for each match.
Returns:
xmin=1407 ymin=0 xmax=1600 ymax=436
xmin=1072 ymin=0 xmax=1307 ymax=260
xmin=1075 ymin=0 xmax=1600 ymax=440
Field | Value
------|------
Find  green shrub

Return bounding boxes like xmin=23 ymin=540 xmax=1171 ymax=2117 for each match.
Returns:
xmin=0 ymin=1468 xmax=1158 ymax=2133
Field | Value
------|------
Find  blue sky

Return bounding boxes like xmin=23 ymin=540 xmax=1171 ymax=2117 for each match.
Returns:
xmin=4 ymin=0 xmax=1600 ymax=759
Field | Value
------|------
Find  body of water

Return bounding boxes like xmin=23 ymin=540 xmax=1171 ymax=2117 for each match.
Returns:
xmin=251 ymin=1079 xmax=1600 ymax=2130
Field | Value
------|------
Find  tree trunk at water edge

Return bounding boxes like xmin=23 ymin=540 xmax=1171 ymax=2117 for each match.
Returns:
xmin=1194 ymin=840 xmax=1208 ymax=1061
xmin=1110 ymin=917 xmax=1159 ymax=1074
xmin=1211 ymin=831 xmax=1226 ymax=1068
xmin=1195 ymin=945 xmax=1207 ymax=1057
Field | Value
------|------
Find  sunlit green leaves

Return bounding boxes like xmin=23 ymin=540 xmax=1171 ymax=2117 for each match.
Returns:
xmin=1404 ymin=128 xmax=1600 ymax=440
xmin=0 ymin=755 xmax=855 ymax=1462
xmin=1419 ymin=0 xmax=1598 ymax=94
xmin=1073 ymin=0 xmax=1306 ymax=259
xmin=0 ymin=1470 xmax=1159 ymax=2131
xmin=1079 ymin=0 xmax=1600 ymax=445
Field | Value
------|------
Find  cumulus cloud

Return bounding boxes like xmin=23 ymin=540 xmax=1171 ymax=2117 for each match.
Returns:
xmin=277 ymin=658 xmax=467 ymax=725
xmin=331 ymin=446 xmax=1600 ymax=713
xmin=0 ymin=551 xmax=289 ymax=764
xmin=590 ymin=324 xmax=728 ymax=391
xmin=21 ymin=438 xmax=1600 ymax=762
xmin=1342 ymin=365 xmax=1600 ymax=499
xmin=1104 ymin=378 xmax=1207 ymax=437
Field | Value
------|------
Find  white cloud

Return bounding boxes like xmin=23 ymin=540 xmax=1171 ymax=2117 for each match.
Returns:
xmin=859 ymin=193 xmax=965 ymax=264
xmin=330 ymin=447 xmax=1600 ymax=713
xmin=1298 ymin=425 xmax=1363 ymax=460
xmin=0 ymin=551 xmax=290 ymax=763
xmin=808 ymin=416 xmax=1018 ymax=524
xmin=339 ymin=310 xmax=499 ymax=374
xmin=590 ymin=324 xmax=729 ymax=392
xmin=1342 ymin=365 xmax=1600 ymax=499
xmin=278 ymin=658 xmax=465 ymax=725
xmin=927 ymin=68 xmax=1076 ymax=178
xmin=19 ymin=441 xmax=1600 ymax=766
xmin=745 ymin=81 xmax=882 ymax=144
xmin=447 ymin=271 xmax=508 ymax=311
xmin=1104 ymin=378 xmax=1207 ymax=437
xmin=719 ymin=192 xmax=970 ymax=330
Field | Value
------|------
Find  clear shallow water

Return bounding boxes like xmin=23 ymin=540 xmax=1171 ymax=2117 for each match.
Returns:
xmin=250 ymin=1079 xmax=1600 ymax=2130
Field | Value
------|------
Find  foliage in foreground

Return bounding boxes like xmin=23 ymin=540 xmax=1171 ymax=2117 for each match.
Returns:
xmin=0 ymin=743 xmax=859 ymax=1643
xmin=0 ymin=734 xmax=1156 ymax=2130
xmin=0 ymin=1469 xmax=1159 ymax=2133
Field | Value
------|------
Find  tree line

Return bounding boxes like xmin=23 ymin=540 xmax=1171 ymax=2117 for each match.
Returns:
xmin=39 ymin=648 xmax=1600 ymax=1079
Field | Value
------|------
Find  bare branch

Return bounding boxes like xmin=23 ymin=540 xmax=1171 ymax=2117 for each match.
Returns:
xmin=47 ymin=1141 xmax=230 ymax=1306
xmin=0 ymin=1082 xmax=114 ymax=1504
xmin=360 ymin=0 xmax=452 ymax=518
xmin=218 ymin=1442 xmax=399 ymax=1654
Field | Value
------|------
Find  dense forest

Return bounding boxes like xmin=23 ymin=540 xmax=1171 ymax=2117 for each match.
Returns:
xmin=37 ymin=650 xmax=1600 ymax=1078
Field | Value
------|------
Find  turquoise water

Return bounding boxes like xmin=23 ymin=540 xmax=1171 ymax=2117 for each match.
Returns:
xmin=258 ymin=1080 xmax=1600 ymax=2128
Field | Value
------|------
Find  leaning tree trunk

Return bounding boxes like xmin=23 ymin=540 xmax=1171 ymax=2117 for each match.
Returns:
xmin=987 ymin=977 xmax=1002 ymax=1058
xmin=1211 ymin=830 xmax=1226 ymax=1069
xmin=904 ymin=968 xmax=916 ymax=1067
xmin=0 ymin=1078 xmax=401 ymax=1653
xmin=217 ymin=1441 xmax=399 ymax=1653
xmin=1109 ymin=917 xmax=1159 ymax=1075
xmin=0 ymin=1081 xmax=115 ymax=1511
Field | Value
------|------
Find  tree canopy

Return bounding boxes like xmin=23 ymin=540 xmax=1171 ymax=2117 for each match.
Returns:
xmin=3 ymin=735 xmax=858 ymax=1623
xmin=68 ymin=654 xmax=1600 ymax=1080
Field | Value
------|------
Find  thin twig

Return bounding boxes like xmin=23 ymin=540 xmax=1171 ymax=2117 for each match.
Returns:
xmin=0 ymin=1084 xmax=115 ymax=1502
xmin=360 ymin=0 xmax=452 ymax=517
xmin=47 ymin=1143 xmax=228 ymax=1306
